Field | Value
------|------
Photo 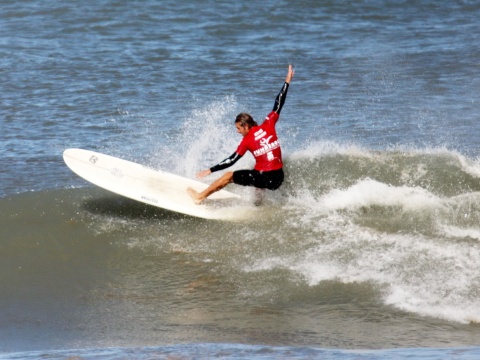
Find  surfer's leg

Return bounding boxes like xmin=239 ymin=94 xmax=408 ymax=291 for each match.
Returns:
xmin=254 ymin=188 xmax=266 ymax=206
xmin=187 ymin=172 xmax=234 ymax=204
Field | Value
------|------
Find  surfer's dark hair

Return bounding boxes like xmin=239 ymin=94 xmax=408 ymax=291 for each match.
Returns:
xmin=235 ymin=113 xmax=258 ymax=128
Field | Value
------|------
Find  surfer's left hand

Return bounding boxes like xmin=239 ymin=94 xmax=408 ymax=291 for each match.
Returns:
xmin=196 ymin=169 xmax=211 ymax=179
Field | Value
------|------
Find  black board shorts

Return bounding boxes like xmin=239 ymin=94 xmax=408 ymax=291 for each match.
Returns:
xmin=232 ymin=168 xmax=284 ymax=190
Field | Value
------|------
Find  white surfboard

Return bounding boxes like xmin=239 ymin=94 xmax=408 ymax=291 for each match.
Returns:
xmin=63 ymin=148 xmax=247 ymax=220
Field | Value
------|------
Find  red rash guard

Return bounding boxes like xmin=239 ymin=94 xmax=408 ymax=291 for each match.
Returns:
xmin=236 ymin=111 xmax=282 ymax=171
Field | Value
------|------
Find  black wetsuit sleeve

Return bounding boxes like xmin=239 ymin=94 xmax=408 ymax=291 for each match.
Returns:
xmin=210 ymin=152 xmax=243 ymax=173
xmin=272 ymin=82 xmax=290 ymax=114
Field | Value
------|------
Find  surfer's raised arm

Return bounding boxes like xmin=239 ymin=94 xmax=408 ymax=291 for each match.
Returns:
xmin=272 ymin=64 xmax=295 ymax=115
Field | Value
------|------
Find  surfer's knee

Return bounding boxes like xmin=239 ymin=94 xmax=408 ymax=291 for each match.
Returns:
xmin=220 ymin=171 xmax=234 ymax=185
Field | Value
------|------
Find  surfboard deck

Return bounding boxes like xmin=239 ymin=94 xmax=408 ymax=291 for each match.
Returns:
xmin=63 ymin=148 xmax=247 ymax=220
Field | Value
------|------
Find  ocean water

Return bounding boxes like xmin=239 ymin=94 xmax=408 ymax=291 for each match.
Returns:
xmin=1 ymin=0 xmax=480 ymax=358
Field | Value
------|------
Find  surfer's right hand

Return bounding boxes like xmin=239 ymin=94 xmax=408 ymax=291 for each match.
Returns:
xmin=286 ymin=64 xmax=295 ymax=83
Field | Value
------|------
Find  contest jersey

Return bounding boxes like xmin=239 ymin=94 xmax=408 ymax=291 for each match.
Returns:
xmin=207 ymin=81 xmax=290 ymax=175
xmin=236 ymin=111 xmax=282 ymax=172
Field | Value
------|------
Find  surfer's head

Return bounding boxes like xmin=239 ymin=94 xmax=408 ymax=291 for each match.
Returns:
xmin=235 ymin=113 xmax=257 ymax=137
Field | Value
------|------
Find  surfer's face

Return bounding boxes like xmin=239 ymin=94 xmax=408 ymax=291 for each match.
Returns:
xmin=235 ymin=123 xmax=250 ymax=137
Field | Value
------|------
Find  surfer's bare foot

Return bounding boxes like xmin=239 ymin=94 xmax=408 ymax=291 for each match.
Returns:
xmin=187 ymin=187 xmax=203 ymax=205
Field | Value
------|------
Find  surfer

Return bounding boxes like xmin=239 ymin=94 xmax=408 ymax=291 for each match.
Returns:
xmin=187 ymin=64 xmax=294 ymax=205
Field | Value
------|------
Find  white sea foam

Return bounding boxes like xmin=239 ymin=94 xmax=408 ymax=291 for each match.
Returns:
xmin=245 ymin=220 xmax=480 ymax=324
xmin=441 ymin=225 xmax=480 ymax=241
xmin=290 ymin=140 xmax=370 ymax=160
xmin=318 ymin=178 xmax=443 ymax=211
xmin=146 ymin=95 xmax=247 ymax=178
xmin=248 ymin=168 xmax=480 ymax=324
xmin=458 ymin=153 xmax=480 ymax=178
